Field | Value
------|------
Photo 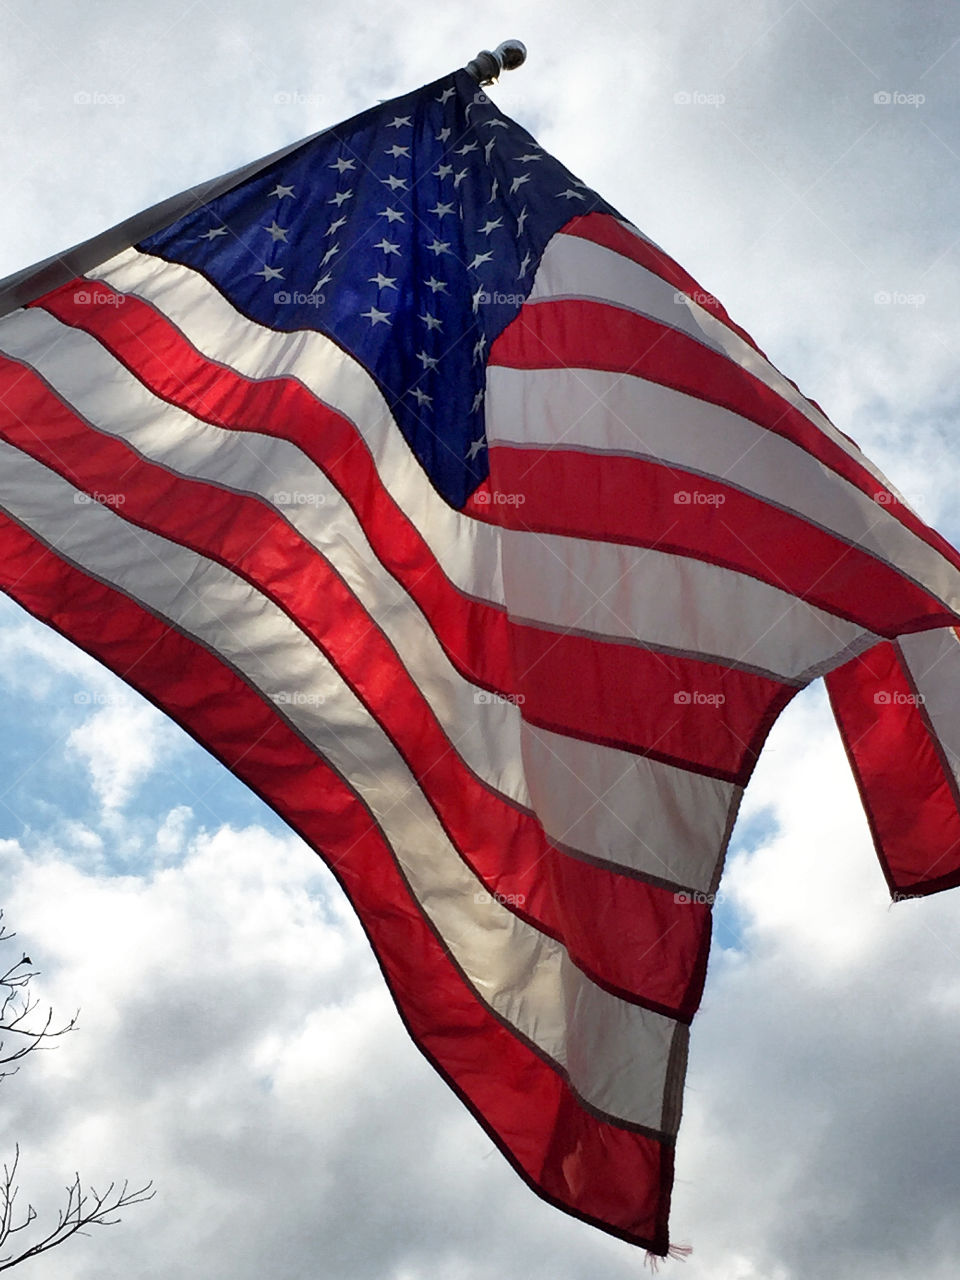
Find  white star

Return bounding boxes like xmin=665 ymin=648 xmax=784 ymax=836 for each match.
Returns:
xmin=269 ymin=183 xmax=295 ymax=198
xmin=516 ymin=153 xmax=542 ymax=163
xmin=557 ymin=188 xmax=586 ymax=200
xmin=453 ymin=169 xmax=469 ymax=189
xmin=510 ymin=174 xmax=531 ymax=195
xmin=416 ymin=351 xmax=439 ymax=370
xmin=429 ymin=201 xmax=455 ymax=217
xmin=471 ymin=389 xmax=484 ymax=413
xmin=427 ymin=239 xmax=451 ymax=256
xmin=483 ymin=119 xmax=509 ymax=129
xmin=387 ymin=115 xmax=412 ymax=128
xmin=369 ymin=273 xmax=398 ymax=290
xmin=374 ymin=238 xmax=401 ymax=256
xmin=320 ymin=243 xmax=340 ymax=266
xmin=471 ymin=285 xmax=486 ymax=312
xmin=313 ymin=272 xmax=333 ymax=291
xmin=329 ymin=190 xmax=353 ymax=206
xmin=381 ymin=174 xmax=408 ymax=191
xmin=330 ymin=158 xmax=355 ymax=173
xmin=385 ymin=144 xmax=410 ymax=158
xmin=436 ymin=87 xmax=455 ymax=104
xmin=325 ymin=216 xmax=347 ymax=235
xmin=436 ymin=127 xmax=452 ymax=143
xmin=518 ymin=251 xmax=532 ymax=277
xmin=200 ymin=227 xmax=228 ymax=240
xmin=421 ymin=312 xmax=443 ymax=331
xmin=423 ymin=276 xmax=448 ymax=293
xmin=473 ymin=334 xmax=488 ymax=362
xmin=517 ymin=207 xmax=529 ymax=234
xmin=362 ymin=306 xmax=391 ymax=325
xmin=255 ymin=265 xmax=283 ymax=281
xmin=456 ymin=141 xmax=478 ymax=156
xmin=488 ymin=179 xmax=499 ymax=203
xmin=484 ymin=139 xmax=495 ymax=161
xmin=435 ymin=163 xmax=453 ymax=179
xmin=409 ymin=388 xmax=433 ymax=407
xmin=379 ymin=207 xmax=405 ymax=223
xmin=467 ymin=436 xmax=486 ymax=459
xmin=468 ymin=251 xmax=493 ymax=269
xmin=478 ymin=217 xmax=503 ymax=235
xmin=263 ymin=221 xmax=288 ymax=242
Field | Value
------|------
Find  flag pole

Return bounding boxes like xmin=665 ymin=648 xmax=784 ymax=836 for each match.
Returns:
xmin=466 ymin=40 xmax=527 ymax=85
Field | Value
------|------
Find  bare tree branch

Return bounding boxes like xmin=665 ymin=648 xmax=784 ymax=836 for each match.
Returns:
xmin=0 ymin=913 xmax=154 ymax=1271
xmin=0 ymin=915 xmax=77 ymax=1079
xmin=0 ymin=1145 xmax=155 ymax=1272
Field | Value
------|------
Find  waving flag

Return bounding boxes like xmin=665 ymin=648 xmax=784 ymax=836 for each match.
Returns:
xmin=2 ymin=64 xmax=960 ymax=1257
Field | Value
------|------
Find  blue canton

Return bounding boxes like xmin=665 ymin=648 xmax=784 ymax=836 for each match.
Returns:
xmin=139 ymin=70 xmax=617 ymax=509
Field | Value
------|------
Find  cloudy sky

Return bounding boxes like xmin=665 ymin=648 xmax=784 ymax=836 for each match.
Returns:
xmin=3 ymin=1 xmax=960 ymax=1276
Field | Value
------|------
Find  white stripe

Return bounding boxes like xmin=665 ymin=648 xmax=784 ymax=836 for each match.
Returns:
xmin=485 ymin=364 xmax=960 ymax=615
xmin=899 ymin=628 xmax=960 ymax=785
xmin=0 ymin=305 xmax=531 ymax=810
xmin=4 ymin=307 xmax=874 ymax=685
xmin=520 ymin=723 xmax=738 ymax=893
xmin=533 ymin=231 xmax=896 ymax=492
xmin=0 ymin=439 xmax=681 ymax=1133
xmin=501 ymin=526 xmax=875 ymax=682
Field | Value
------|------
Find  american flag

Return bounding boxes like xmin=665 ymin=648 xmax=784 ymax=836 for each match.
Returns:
xmin=1 ymin=66 xmax=960 ymax=1256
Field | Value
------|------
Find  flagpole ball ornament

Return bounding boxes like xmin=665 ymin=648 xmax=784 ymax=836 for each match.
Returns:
xmin=466 ymin=40 xmax=527 ymax=84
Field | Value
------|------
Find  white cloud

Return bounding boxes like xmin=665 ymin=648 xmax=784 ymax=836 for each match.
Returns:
xmin=65 ymin=701 xmax=178 ymax=812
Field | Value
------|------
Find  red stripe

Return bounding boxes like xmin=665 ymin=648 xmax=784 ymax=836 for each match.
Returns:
xmin=827 ymin=641 xmax=960 ymax=895
xmin=0 ymin=349 xmax=712 ymax=1018
xmin=488 ymin=297 xmax=960 ymax=579
xmin=0 ymin=505 xmax=675 ymax=1254
xmin=511 ymin=623 xmax=796 ymax=784
xmin=471 ymin=445 xmax=956 ymax=637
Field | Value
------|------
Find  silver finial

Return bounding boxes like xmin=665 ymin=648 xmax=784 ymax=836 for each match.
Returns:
xmin=466 ymin=40 xmax=527 ymax=85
